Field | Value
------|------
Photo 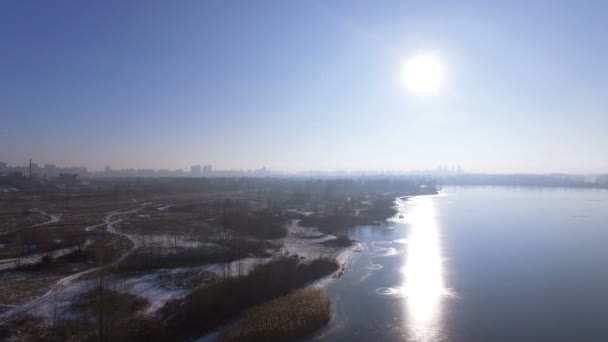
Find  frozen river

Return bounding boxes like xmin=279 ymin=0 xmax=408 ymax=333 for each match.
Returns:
xmin=309 ymin=187 xmax=608 ymax=342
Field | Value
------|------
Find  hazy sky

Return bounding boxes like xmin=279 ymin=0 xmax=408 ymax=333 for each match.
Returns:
xmin=2 ymin=0 xmax=607 ymax=173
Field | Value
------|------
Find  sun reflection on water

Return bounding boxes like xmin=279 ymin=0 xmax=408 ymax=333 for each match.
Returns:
xmin=400 ymin=196 xmax=447 ymax=341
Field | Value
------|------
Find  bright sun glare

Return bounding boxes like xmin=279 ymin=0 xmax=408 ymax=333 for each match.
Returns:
xmin=402 ymin=53 xmax=444 ymax=96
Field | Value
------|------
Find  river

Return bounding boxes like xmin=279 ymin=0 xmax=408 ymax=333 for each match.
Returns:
xmin=309 ymin=186 xmax=608 ymax=342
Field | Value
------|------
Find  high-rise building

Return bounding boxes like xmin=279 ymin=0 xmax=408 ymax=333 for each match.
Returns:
xmin=190 ymin=165 xmax=202 ymax=176
xmin=29 ymin=160 xmax=40 ymax=177
xmin=202 ymin=164 xmax=213 ymax=174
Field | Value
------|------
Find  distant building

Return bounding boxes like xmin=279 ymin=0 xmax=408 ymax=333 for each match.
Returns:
xmin=158 ymin=169 xmax=171 ymax=177
xmin=29 ymin=162 xmax=40 ymax=177
xmin=252 ymin=166 xmax=270 ymax=176
xmin=105 ymin=166 xmax=111 ymax=174
xmin=202 ymin=164 xmax=213 ymax=174
xmin=191 ymin=165 xmax=202 ymax=176
xmin=58 ymin=173 xmax=78 ymax=182
xmin=43 ymin=164 xmax=57 ymax=177
xmin=0 ymin=172 xmax=24 ymax=185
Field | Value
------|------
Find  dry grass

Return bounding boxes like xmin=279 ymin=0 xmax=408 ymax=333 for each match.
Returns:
xmin=163 ymin=257 xmax=338 ymax=339
xmin=221 ymin=288 xmax=330 ymax=342
xmin=0 ymin=273 xmax=63 ymax=314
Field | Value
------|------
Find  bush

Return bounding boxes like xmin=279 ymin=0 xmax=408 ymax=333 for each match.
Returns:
xmin=164 ymin=257 xmax=339 ymax=339
xmin=299 ymin=214 xmax=367 ymax=234
xmin=222 ymin=210 xmax=288 ymax=239
xmin=322 ymin=234 xmax=354 ymax=247
xmin=44 ymin=314 xmax=171 ymax=342
xmin=299 ymin=198 xmax=396 ymax=233
xmin=117 ymin=240 xmax=275 ymax=273
xmin=71 ymin=287 xmax=149 ymax=318
xmin=58 ymin=248 xmax=92 ymax=263
xmin=361 ymin=198 xmax=397 ymax=220
xmin=221 ymin=288 xmax=331 ymax=342
xmin=3 ymin=291 xmax=170 ymax=342
xmin=15 ymin=254 xmax=55 ymax=272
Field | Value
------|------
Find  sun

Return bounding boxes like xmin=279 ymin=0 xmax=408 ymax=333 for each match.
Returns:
xmin=401 ymin=53 xmax=444 ymax=96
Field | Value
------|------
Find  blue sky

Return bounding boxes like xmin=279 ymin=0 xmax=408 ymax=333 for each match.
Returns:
xmin=2 ymin=0 xmax=607 ymax=173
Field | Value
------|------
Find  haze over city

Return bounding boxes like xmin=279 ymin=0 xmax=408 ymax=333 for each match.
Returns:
xmin=3 ymin=1 xmax=608 ymax=174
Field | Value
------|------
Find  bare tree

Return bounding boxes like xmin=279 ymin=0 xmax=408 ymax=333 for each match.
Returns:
xmin=97 ymin=244 xmax=105 ymax=342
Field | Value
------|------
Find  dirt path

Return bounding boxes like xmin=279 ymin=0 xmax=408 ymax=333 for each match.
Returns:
xmin=31 ymin=209 xmax=61 ymax=227
xmin=0 ymin=207 xmax=142 ymax=325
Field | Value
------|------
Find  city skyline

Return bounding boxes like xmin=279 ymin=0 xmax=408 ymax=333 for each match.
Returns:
xmin=1 ymin=159 xmax=464 ymax=176
xmin=5 ymin=158 xmax=608 ymax=178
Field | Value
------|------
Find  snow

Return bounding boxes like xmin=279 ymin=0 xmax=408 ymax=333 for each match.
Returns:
xmin=84 ymin=223 xmax=105 ymax=232
xmin=0 ymin=208 xmax=144 ymax=324
xmin=0 ymin=212 xmax=363 ymax=326
xmin=0 ymin=240 xmax=93 ymax=271
xmin=30 ymin=209 xmax=61 ymax=227
xmin=286 ymin=209 xmax=314 ymax=216
xmin=280 ymin=220 xmax=344 ymax=260
xmin=117 ymin=272 xmax=189 ymax=314
xmin=280 ymin=220 xmax=363 ymax=287
xmin=138 ymin=235 xmax=212 ymax=249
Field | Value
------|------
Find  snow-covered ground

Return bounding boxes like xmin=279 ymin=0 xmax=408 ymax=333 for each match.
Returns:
xmin=286 ymin=209 xmax=314 ymax=216
xmin=0 ymin=208 xmax=143 ymax=324
xmin=30 ymin=209 xmax=61 ymax=227
xmin=137 ymin=235 xmax=211 ymax=249
xmin=0 ymin=215 xmax=362 ymax=325
xmin=281 ymin=220 xmax=363 ymax=287
xmin=118 ymin=257 xmax=271 ymax=314
xmin=281 ymin=220 xmax=361 ymax=264
xmin=0 ymin=240 xmax=93 ymax=272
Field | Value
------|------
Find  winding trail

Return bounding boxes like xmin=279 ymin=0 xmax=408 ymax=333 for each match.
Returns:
xmin=31 ymin=209 xmax=61 ymax=227
xmin=0 ymin=209 xmax=65 ymax=270
xmin=0 ymin=209 xmax=61 ymax=237
xmin=0 ymin=202 xmax=360 ymax=325
xmin=0 ymin=207 xmax=142 ymax=325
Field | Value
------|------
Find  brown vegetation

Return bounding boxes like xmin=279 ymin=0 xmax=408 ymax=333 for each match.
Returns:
xmin=116 ymin=240 xmax=276 ymax=272
xmin=322 ymin=234 xmax=354 ymax=247
xmin=1 ymin=288 xmax=171 ymax=342
xmin=221 ymin=288 xmax=331 ymax=342
xmin=163 ymin=257 xmax=339 ymax=340
xmin=299 ymin=198 xmax=397 ymax=233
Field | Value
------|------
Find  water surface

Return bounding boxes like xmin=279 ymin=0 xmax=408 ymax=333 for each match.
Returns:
xmin=310 ymin=187 xmax=608 ymax=342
